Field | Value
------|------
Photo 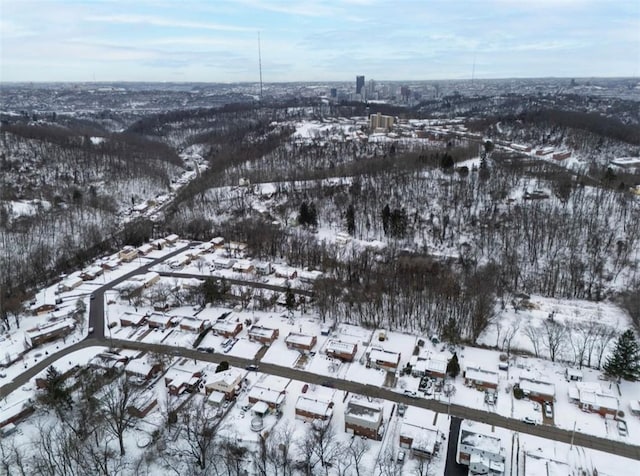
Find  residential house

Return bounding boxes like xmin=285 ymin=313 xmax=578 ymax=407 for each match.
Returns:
xmin=164 ymin=367 xmax=202 ymax=396
xmin=165 ymin=234 xmax=179 ymax=244
xmin=285 ymin=332 xmax=317 ymax=352
xmin=101 ymin=259 xmax=120 ymax=271
xmin=274 ymin=266 xmax=298 ymax=280
xmin=204 ymin=367 xmax=245 ymax=399
xmin=168 ymin=255 xmax=191 ymax=269
xmin=325 ymin=340 xmax=358 ymax=362
xmin=179 ymin=316 xmax=208 ymax=333
xmin=80 ymin=266 xmax=103 ymax=281
xmin=213 ymin=257 xmax=235 ymax=270
xmin=552 ymin=151 xmax=571 ymax=161
xmin=423 ymin=357 xmax=448 ymax=379
xmin=25 ymin=318 xmax=75 ymax=348
xmin=30 ymin=302 xmax=57 ymax=316
xmin=248 ymin=375 xmax=290 ymax=410
xmin=254 ymin=262 xmax=273 ymax=276
xmin=119 ymin=312 xmax=147 ymax=327
xmin=125 ymin=358 xmax=164 ymax=382
xmin=118 ymin=246 xmax=138 ymax=263
xmin=147 ymin=313 xmax=175 ymax=330
xmin=211 ymin=320 xmax=243 ymax=338
xmin=210 ymin=236 xmax=225 ymax=248
xmin=248 ymin=326 xmax=280 ymax=345
xmin=367 ymin=347 xmax=401 ymax=372
xmin=464 ymin=363 xmax=499 ymax=391
xmin=57 ymin=275 xmax=83 ymax=292
xmin=457 ymin=420 xmax=505 ymax=475
xmin=518 ymin=376 xmax=555 ymax=403
xmin=568 ymin=382 xmax=619 ymax=417
xmin=137 ymin=243 xmax=154 ymax=256
xmin=295 ymin=396 xmax=334 ymax=422
xmin=399 ymin=422 xmax=439 ymax=459
xmin=344 ymin=397 xmax=384 ymax=440
xmin=129 ymin=272 xmax=160 ymax=289
xmin=151 ymin=238 xmax=167 ymax=250
xmin=232 ymin=260 xmax=254 ymax=274
xmin=90 ymin=351 xmax=129 ymax=371
xmin=298 ymin=270 xmax=323 ymax=284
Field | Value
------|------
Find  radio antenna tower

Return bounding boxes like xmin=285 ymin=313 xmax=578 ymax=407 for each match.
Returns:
xmin=258 ymin=32 xmax=263 ymax=101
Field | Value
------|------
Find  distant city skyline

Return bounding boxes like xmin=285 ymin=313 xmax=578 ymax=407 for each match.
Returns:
xmin=1 ymin=0 xmax=639 ymax=83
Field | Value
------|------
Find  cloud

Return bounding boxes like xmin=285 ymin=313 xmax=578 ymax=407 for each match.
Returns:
xmin=86 ymin=14 xmax=255 ymax=32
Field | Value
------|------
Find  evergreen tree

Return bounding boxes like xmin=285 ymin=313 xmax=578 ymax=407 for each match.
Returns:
xmin=298 ymin=202 xmax=310 ymax=226
xmin=440 ymin=152 xmax=454 ymax=170
xmin=346 ymin=204 xmax=356 ymax=236
xmin=216 ymin=361 xmax=230 ymax=373
xmin=381 ymin=204 xmax=391 ymax=235
xmin=604 ymin=329 xmax=640 ymax=381
xmin=446 ymin=352 xmax=460 ymax=378
xmin=42 ymin=365 xmax=73 ymax=414
xmin=308 ymin=203 xmax=318 ymax=227
xmin=285 ymin=285 xmax=296 ymax=313
xmin=298 ymin=201 xmax=318 ymax=227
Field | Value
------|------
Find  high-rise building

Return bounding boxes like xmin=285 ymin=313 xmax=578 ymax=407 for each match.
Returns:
xmin=356 ymin=75 xmax=365 ymax=95
xmin=330 ymin=88 xmax=337 ymax=98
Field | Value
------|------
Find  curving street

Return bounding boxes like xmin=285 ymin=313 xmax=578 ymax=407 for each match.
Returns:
xmin=2 ymin=254 xmax=640 ymax=462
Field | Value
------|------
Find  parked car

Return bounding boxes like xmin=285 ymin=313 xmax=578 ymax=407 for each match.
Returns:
xmin=403 ymin=389 xmax=418 ymax=398
xmin=618 ymin=420 xmax=628 ymax=437
xmin=485 ymin=391 xmax=496 ymax=405
xmin=396 ymin=450 xmax=405 ymax=464
xmin=88 ymin=327 xmax=94 ymax=334
xmin=523 ymin=416 xmax=537 ymax=425
xmin=397 ymin=403 xmax=407 ymax=417
xmin=544 ymin=402 xmax=553 ymax=419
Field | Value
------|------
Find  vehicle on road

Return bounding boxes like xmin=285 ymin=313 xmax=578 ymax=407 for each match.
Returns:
xmin=618 ymin=420 xmax=628 ymax=437
xmin=544 ymin=402 xmax=553 ymax=418
xmin=88 ymin=327 xmax=94 ymax=334
xmin=245 ymin=364 xmax=259 ymax=371
xmin=403 ymin=389 xmax=418 ymax=398
xmin=321 ymin=380 xmax=335 ymax=388
xmin=523 ymin=416 xmax=537 ymax=425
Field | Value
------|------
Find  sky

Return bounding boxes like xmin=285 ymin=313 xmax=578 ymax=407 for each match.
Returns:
xmin=1 ymin=0 xmax=639 ymax=83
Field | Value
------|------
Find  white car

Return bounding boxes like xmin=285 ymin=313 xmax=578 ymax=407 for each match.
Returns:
xmin=523 ymin=416 xmax=537 ymax=425
xmin=403 ymin=390 xmax=418 ymax=398
xmin=544 ymin=402 xmax=553 ymax=418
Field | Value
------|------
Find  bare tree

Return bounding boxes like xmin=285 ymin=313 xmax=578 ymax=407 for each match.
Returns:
xmin=346 ymin=436 xmax=370 ymax=476
xmin=524 ymin=324 xmax=541 ymax=358
xmin=297 ymin=420 xmax=342 ymax=475
xmin=541 ymin=318 xmax=567 ymax=362
xmin=255 ymin=423 xmax=296 ymax=476
xmin=98 ymin=374 xmax=150 ymax=456
xmin=170 ymin=396 xmax=220 ymax=472
xmin=501 ymin=321 xmax=520 ymax=356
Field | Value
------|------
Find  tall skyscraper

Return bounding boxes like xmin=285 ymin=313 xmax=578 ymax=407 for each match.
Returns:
xmin=356 ymin=75 xmax=365 ymax=95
